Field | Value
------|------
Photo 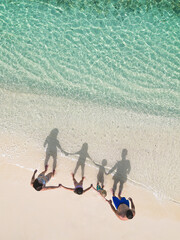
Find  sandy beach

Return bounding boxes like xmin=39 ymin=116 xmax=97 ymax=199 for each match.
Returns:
xmin=0 ymin=133 xmax=179 ymax=240
xmin=1 ymin=1 xmax=180 ymax=239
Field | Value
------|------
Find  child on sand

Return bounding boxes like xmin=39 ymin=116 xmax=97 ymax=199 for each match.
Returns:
xmin=93 ymin=183 xmax=107 ymax=198
xmin=31 ymin=169 xmax=60 ymax=191
xmin=60 ymin=173 xmax=93 ymax=195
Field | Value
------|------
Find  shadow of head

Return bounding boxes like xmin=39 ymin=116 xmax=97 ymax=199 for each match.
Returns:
xmin=81 ymin=142 xmax=88 ymax=151
xmin=102 ymin=159 xmax=107 ymax=166
xmin=49 ymin=128 xmax=59 ymax=138
xmin=121 ymin=149 xmax=128 ymax=159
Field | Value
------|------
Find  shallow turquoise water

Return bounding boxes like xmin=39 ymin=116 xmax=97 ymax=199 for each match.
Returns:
xmin=0 ymin=0 xmax=179 ymax=117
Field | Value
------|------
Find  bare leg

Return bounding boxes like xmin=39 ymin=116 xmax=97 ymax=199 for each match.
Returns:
xmin=45 ymin=172 xmax=53 ymax=183
xmin=72 ymin=173 xmax=78 ymax=186
xmin=45 ymin=165 xmax=48 ymax=171
xmin=111 ymin=188 xmax=115 ymax=197
xmin=38 ymin=170 xmax=47 ymax=177
xmin=79 ymin=176 xmax=85 ymax=186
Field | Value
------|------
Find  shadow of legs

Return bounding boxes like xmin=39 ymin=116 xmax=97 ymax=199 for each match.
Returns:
xmin=44 ymin=152 xmax=50 ymax=169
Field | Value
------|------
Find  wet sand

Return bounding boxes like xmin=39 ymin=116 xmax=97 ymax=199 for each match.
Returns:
xmin=0 ymin=137 xmax=179 ymax=240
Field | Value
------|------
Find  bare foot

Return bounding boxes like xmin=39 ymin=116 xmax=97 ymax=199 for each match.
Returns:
xmin=111 ymin=188 xmax=115 ymax=196
xmin=106 ymin=199 xmax=112 ymax=204
xmin=45 ymin=165 xmax=48 ymax=171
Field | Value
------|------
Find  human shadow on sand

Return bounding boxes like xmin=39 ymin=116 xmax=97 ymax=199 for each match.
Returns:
xmin=43 ymin=128 xmax=66 ymax=172
xmin=66 ymin=143 xmax=92 ymax=178
xmin=93 ymin=159 xmax=108 ymax=188
xmin=107 ymin=149 xmax=131 ymax=197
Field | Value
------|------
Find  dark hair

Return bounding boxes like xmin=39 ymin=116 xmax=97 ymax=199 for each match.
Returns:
xmin=126 ymin=210 xmax=133 ymax=219
xmin=74 ymin=187 xmax=83 ymax=195
xmin=33 ymin=179 xmax=43 ymax=191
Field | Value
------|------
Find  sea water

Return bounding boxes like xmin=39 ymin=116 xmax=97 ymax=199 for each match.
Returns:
xmin=0 ymin=0 xmax=179 ymax=202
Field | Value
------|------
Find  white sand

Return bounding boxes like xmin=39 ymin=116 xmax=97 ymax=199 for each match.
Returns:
xmin=0 ymin=135 xmax=180 ymax=240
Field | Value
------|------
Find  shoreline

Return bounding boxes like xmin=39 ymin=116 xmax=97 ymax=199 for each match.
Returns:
xmin=0 ymin=123 xmax=179 ymax=204
xmin=0 ymin=132 xmax=180 ymax=240
xmin=0 ymin=130 xmax=180 ymax=212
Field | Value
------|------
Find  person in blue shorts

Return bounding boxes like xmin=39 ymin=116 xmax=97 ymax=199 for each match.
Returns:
xmin=106 ymin=190 xmax=135 ymax=220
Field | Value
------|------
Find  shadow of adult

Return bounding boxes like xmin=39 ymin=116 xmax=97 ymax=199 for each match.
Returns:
xmin=107 ymin=149 xmax=131 ymax=197
xmin=44 ymin=128 xmax=66 ymax=173
xmin=67 ymin=143 xmax=91 ymax=178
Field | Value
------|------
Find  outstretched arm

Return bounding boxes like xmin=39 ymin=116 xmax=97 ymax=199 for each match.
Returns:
xmin=83 ymin=184 xmax=93 ymax=193
xmin=106 ymin=199 xmax=117 ymax=214
xmin=61 ymin=185 xmax=75 ymax=191
xmin=128 ymin=197 xmax=135 ymax=216
xmin=42 ymin=184 xmax=61 ymax=191
xmin=31 ymin=170 xmax=37 ymax=185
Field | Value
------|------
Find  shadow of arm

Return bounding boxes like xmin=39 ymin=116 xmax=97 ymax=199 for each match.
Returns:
xmin=127 ymin=161 xmax=131 ymax=174
xmin=92 ymin=161 xmax=100 ymax=167
xmin=107 ymin=164 xmax=117 ymax=175
xmin=43 ymin=138 xmax=48 ymax=148
xmin=66 ymin=151 xmax=80 ymax=156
